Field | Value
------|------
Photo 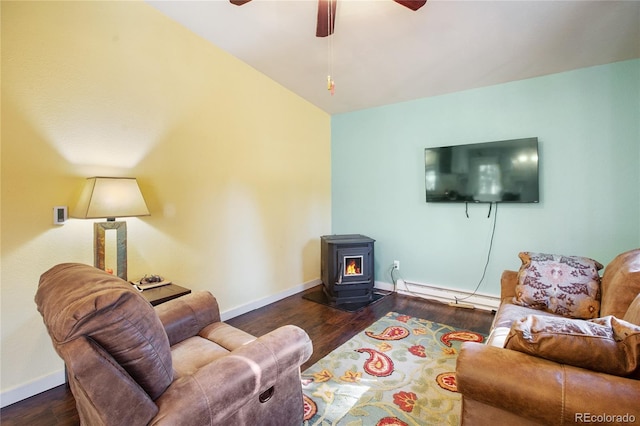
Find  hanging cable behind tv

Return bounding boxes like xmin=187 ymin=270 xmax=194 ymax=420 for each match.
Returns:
xmin=450 ymin=202 xmax=499 ymax=308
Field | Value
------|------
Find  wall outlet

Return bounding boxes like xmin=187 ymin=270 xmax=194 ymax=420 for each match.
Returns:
xmin=393 ymin=260 xmax=400 ymax=270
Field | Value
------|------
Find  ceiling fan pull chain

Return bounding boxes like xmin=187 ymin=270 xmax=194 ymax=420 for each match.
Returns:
xmin=327 ymin=0 xmax=335 ymax=95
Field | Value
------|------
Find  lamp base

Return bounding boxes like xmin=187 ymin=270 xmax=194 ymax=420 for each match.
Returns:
xmin=94 ymin=221 xmax=127 ymax=280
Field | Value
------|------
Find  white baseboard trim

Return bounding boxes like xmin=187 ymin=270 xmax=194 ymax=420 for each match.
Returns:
xmin=220 ymin=278 xmax=322 ymax=321
xmin=376 ymin=279 xmax=500 ymax=311
xmin=1 ymin=278 xmax=323 ymax=408
xmin=1 ymin=369 xmax=66 ymax=408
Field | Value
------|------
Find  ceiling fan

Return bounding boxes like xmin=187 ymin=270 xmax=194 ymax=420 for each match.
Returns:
xmin=230 ymin=0 xmax=427 ymax=37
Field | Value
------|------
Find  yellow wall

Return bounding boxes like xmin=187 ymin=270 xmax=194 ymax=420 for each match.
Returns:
xmin=1 ymin=0 xmax=331 ymax=401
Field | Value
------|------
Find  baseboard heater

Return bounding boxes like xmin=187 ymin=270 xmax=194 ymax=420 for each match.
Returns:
xmin=396 ymin=279 xmax=500 ymax=311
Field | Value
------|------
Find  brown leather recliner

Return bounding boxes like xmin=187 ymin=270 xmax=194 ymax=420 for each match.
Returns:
xmin=35 ymin=263 xmax=313 ymax=425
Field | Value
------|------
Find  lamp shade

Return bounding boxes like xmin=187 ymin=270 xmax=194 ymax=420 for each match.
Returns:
xmin=71 ymin=177 xmax=150 ymax=220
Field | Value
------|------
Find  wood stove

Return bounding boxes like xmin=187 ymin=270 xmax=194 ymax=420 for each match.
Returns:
xmin=321 ymin=234 xmax=375 ymax=304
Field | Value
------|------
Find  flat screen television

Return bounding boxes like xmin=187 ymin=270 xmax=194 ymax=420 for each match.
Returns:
xmin=425 ymin=137 xmax=539 ymax=203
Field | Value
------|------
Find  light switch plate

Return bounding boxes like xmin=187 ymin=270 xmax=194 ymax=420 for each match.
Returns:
xmin=53 ymin=206 xmax=67 ymax=225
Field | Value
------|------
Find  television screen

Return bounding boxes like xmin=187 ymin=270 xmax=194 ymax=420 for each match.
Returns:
xmin=425 ymin=137 xmax=539 ymax=203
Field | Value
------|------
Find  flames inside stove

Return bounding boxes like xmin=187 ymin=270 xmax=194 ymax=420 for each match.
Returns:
xmin=344 ymin=256 xmax=363 ymax=276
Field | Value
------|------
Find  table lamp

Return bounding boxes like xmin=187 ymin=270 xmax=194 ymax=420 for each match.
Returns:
xmin=71 ymin=177 xmax=150 ymax=280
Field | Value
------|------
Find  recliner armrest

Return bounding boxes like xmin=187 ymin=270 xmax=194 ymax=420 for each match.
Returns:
xmin=154 ymin=291 xmax=221 ymax=346
xmin=456 ymin=343 xmax=640 ymax=425
xmin=151 ymin=324 xmax=313 ymax=425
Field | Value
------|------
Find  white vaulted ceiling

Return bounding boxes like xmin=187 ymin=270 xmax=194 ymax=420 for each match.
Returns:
xmin=147 ymin=0 xmax=640 ymax=114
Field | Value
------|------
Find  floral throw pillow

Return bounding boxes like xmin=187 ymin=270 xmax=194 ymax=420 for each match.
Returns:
xmin=513 ymin=252 xmax=603 ymax=319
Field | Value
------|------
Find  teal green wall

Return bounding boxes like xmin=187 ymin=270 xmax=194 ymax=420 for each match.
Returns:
xmin=332 ymin=59 xmax=640 ymax=295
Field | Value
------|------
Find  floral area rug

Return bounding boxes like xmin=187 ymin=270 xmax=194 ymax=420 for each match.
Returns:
xmin=301 ymin=312 xmax=486 ymax=426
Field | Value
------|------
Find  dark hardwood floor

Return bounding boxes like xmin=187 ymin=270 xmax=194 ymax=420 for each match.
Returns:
xmin=1 ymin=286 xmax=494 ymax=425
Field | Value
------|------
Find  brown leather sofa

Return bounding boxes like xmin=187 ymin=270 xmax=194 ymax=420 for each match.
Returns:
xmin=35 ymin=263 xmax=313 ymax=426
xmin=456 ymin=249 xmax=640 ymax=425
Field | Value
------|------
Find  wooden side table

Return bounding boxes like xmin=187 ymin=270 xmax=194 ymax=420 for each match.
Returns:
xmin=140 ymin=284 xmax=191 ymax=306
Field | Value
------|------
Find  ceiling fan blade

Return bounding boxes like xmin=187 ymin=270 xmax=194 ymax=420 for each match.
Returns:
xmin=393 ymin=0 xmax=427 ymax=11
xmin=316 ymin=0 xmax=337 ymax=37
xmin=230 ymin=0 xmax=252 ymax=5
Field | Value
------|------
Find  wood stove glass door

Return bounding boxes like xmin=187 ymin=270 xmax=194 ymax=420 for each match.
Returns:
xmin=336 ymin=247 xmax=372 ymax=284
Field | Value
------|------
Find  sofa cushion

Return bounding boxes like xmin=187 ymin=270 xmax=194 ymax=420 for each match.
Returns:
xmin=488 ymin=302 xmax=557 ymax=347
xmin=505 ymin=314 xmax=640 ymax=378
xmin=493 ymin=302 xmax=557 ymax=330
xmin=600 ymin=248 xmax=640 ymax=318
xmin=513 ymin=252 xmax=602 ymax=319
